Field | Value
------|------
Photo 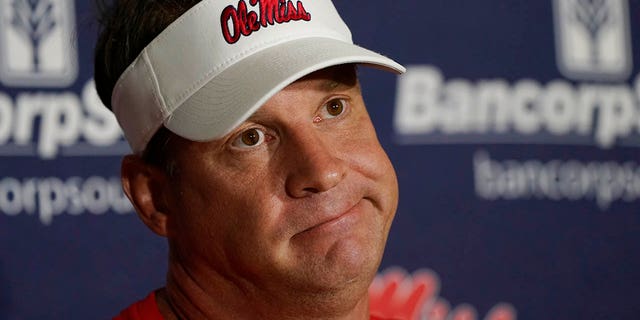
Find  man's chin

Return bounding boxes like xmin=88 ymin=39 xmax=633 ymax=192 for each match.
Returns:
xmin=287 ymin=236 xmax=382 ymax=292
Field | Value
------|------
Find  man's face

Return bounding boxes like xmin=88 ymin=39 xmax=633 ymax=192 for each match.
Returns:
xmin=164 ymin=65 xmax=398 ymax=297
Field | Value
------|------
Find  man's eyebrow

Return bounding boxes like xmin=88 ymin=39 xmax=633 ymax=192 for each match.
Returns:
xmin=323 ymin=80 xmax=341 ymax=91
xmin=321 ymin=67 xmax=358 ymax=91
xmin=245 ymin=107 xmax=272 ymax=122
xmin=320 ymin=78 xmax=357 ymax=92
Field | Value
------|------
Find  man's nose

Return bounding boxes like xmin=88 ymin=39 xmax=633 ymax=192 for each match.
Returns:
xmin=284 ymin=127 xmax=347 ymax=198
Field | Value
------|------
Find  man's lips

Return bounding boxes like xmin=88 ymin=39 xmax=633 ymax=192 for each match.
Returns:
xmin=296 ymin=199 xmax=364 ymax=236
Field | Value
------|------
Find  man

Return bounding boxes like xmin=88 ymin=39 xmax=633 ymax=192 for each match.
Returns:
xmin=94 ymin=0 xmax=404 ymax=319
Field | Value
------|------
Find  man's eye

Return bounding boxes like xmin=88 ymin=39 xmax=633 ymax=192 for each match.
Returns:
xmin=322 ymin=98 xmax=347 ymax=118
xmin=233 ymin=128 xmax=265 ymax=148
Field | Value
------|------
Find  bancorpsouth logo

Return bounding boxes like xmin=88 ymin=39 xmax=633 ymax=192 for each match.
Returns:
xmin=369 ymin=268 xmax=517 ymax=320
xmin=394 ymin=0 xmax=639 ymax=149
xmin=221 ymin=0 xmax=311 ymax=44
xmin=0 ymin=80 xmax=128 ymax=159
xmin=554 ymin=0 xmax=633 ymax=81
xmin=393 ymin=1 xmax=640 ymax=210
xmin=0 ymin=0 xmax=78 ymax=87
xmin=0 ymin=79 xmax=133 ymax=224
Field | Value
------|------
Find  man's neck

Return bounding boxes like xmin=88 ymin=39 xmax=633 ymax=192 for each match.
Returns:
xmin=161 ymin=259 xmax=372 ymax=320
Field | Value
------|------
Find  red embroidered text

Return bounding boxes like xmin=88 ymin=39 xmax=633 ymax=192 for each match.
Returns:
xmin=221 ymin=0 xmax=312 ymax=44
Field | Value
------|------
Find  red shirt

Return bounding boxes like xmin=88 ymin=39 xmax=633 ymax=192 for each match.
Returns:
xmin=113 ymin=291 xmax=163 ymax=320
xmin=114 ymin=291 xmax=395 ymax=320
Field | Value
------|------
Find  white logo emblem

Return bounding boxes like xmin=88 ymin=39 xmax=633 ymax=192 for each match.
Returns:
xmin=553 ymin=0 xmax=633 ymax=81
xmin=0 ymin=0 xmax=78 ymax=87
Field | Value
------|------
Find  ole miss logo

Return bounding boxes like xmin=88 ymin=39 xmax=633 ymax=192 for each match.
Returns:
xmin=221 ymin=0 xmax=312 ymax=44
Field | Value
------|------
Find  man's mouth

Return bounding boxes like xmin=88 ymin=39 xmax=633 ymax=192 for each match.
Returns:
xmin=296 ymin=199 xmax=364 ymax=236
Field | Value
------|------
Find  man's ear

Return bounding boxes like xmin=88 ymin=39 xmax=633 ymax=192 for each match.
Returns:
xmin=121 ymin=155 xmax=170 ymax=237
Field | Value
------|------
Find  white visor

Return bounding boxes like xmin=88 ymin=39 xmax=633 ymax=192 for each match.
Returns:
xmin=111 ymin=0 xmax=405 ymax=154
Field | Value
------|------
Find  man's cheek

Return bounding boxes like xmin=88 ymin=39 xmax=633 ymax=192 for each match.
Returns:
xmin=348 ymin=144 xmax=392 ymax=175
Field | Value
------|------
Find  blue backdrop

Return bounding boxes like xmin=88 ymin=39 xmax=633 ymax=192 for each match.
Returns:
xmin=1 ymin=0 xmax=639 ymax=319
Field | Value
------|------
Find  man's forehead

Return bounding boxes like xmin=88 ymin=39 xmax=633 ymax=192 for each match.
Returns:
xmin=289 ymin=65 xmax=359 ymax=91
xmin=241 ymin=66 xmax=358 ymax=121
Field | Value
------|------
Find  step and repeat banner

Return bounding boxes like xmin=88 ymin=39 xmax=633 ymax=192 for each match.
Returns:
xmin=1 ymin=0 xmax=639 ymax=319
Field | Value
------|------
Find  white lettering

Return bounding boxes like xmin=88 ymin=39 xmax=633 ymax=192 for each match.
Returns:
xmin=82 ymin=176 xmax=110 ymax=215
xmin=39 ymin=93 xmax=82 ymax=158
xmin=512 ymin=80 xmax=542 ymax=134
xmin=82 ymin=80 xmax=122 ymax=146
xmin=0 ymin=178 xmax=22 ymax=216
xmin=476 ymin=80 xmax=510 ymax=133
xmin=474 ymin=150 xmax=640 ymax=209
xmin=394 ymin=66 xmax=640 ymax=148
xmin=0 ymin=176 xmax=133 ymax=225
xmin=66 ymin=177 xmax=84 ymax=215
xmin=0 ymin=79 xmax=124 ymax=159
xmin=394 ymin=66 xmax=443 ymax=134
xmin=575 ymin=84 xmax=599 ymax=136
xmin=541 ymin=81 xmax=576 ymax=135
xmin=0 ymin=93 xmax=12 ymax=144
xmin=596 ymin=86 xmax=636 ymax=148
xmin=14 ymin=93 xmax=44 ymax=146
xmin=38 ymin=178 xmax=68 ymax=225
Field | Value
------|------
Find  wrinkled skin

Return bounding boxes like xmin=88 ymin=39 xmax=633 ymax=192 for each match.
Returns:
xmin=122 ymin=65 xmax=398 ymax=319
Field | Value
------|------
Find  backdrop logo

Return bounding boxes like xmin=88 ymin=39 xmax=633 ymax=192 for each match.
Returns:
xmin=0 ymin=80 xmax=128 ymax=159
xmin=394 ymin=0 xmax=640 ymax=150
xmin=369 ymin=268 xmax=517 ymax=320
xmin=0 ymin=0 xmax=78 ymax=87
xmin=553 ymin=0 xmax=633 ymax=81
